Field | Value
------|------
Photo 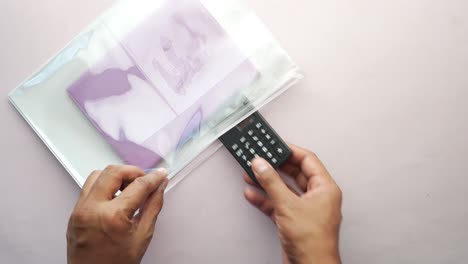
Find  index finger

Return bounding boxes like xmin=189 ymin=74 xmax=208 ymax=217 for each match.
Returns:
xmin=89 ymin=165 xmax=146 ymax=200
xmin=80 ymin=170 xmax=102 ymax=199
xmin=113 ymin=169 xmax=168 ymax=217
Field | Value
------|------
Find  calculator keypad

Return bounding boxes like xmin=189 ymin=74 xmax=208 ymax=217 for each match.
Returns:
xmin=220 ymin=112 xmax=292 ymax=184
xmin=228 ymin=121 xmax=287 ymax=168
xmin=276 ymin=147 xmax=284 ymax=155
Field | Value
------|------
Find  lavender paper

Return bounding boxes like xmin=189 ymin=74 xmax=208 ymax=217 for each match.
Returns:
xmin=68 ymin=0 xmax=257 ymax=169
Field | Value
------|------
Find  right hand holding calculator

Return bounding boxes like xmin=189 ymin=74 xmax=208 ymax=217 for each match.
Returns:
xmin=219 ymin=112 xmax=292 ymax=184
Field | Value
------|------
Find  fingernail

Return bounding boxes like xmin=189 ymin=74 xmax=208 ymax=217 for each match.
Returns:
xmin=252 ymin=158 xmax=270 ymax=174
xmin=156 ymin=167 xmax=168 ymax=176
xmin=158 ymin=178 xmax=169 ymax=193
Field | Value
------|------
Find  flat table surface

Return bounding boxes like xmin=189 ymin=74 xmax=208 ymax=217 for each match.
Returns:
xmin=1 ymin=0 xmax=468 ymax=263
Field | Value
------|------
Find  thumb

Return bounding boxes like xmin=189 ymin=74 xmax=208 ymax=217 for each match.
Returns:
xmin=137 ymin=177 xmax=168 ymax=232
xmin=252 ymin=158 xmax=295 ymax=203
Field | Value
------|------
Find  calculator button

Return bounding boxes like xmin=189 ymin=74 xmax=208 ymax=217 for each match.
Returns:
xmin=246 ymin=161 xmax=252 ymax=167
xmin=277 ymin=148 xmax=284 ymax=155
xmin=249 ymin=148 xmax=256 ymax=155
xmin=248 ymin=130 xmax=254 ymax=136
xmin=257 ymin=141 xmax=263 ymax=147
xmin=236 ymin=149 xmax=243 ymax=157
xmin=269 ymin=139 xmax=276 ymax=145
xmin=232 ymin=144 xmax=239 ymax=150
xmin=272 ymin=158 xmax=278 ymax=164
xmin=245 ymin=142 xmax=251 ymax=149
xmin=240 ymin=137 xmax=246 ymax=143
xmin=265 ymin=134 xmax=271 ymax=140
xmin=242 ymin=155 xmax=247 ymax=161
xmin=262 ymin=146 xmax=268 ymax=153
xmin=254 ymin=154 xmax=260 ymax=158
xmin=256 ymin=123 xmax=262 ymax=129
xmin=260 ymin=129 xmax=266 ymax=134
xmin=267 ymin=152 xmax=273 ymax=158
xmin=252 ymin=136 xmax=259 ymax=141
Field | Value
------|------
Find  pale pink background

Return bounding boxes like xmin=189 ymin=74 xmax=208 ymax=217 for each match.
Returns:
xmin=1 ymin=0 xmax=468 ymax=263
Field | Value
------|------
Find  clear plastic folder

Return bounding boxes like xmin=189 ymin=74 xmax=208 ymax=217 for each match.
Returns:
xmin=8 ymin=0 xmax=302 ymax=189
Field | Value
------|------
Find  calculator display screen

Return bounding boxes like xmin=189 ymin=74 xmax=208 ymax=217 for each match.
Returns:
xmin=237 ymin=117 xmax=254 ymax=131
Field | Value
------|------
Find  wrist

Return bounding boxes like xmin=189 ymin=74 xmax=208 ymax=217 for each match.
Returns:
xmin=298 ymin=250 xmax=340 ymax=264
xmin=297 ymin=238 xmax=341 ymax=264
xmin=301 ymin=255 xmax=341 ymax=264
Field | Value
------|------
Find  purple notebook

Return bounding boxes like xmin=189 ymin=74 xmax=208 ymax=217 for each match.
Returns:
xmin=67 ymin=0 xmax=257 ymax=169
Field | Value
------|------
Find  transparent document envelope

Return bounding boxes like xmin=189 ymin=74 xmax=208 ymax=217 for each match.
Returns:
xmin=8 ymin=0 xmax=302 ymax=189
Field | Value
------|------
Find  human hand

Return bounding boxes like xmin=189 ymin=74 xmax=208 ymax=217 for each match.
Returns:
xmin=67 ymin=165 xmax=168 ymax=264
xmin=244 ymin=145 xmax=342 ymax=264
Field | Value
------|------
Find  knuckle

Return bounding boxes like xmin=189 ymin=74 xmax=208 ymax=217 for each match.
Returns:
xmin=307 ymin=151 xmax=318 ymax=159
xmin=331 ymin=182 xmax=342 ymax=196
xmin=66 ymin=228 xmax=88 ymax=249
xmin=141 ymin=226 xmax=156 ymax=243
xmin=256 ymin=171 xmax=272 ymax=185
xmin=71 ymin=208 xmax=91 ymax=225
xmin=145 ymin=232 xmax=154 ymax=243
xmin=144 ymin=232 xmax=155 ymax=246
xmin=90 ymin=170 xmax=101 ymax=177
xmin=338 ymin=211 xmax=344 ymax=222
xmin=128 ymin=248 xmax=144 ymax=262
xmin=276 ymin=197 xmax=295 ymax=212
xmin=336 ymin=186 xmax=343 ymax=200
xmin=134 ymin=176 xmax=153 ymax=191
xmin=125 ymin=165 xmax=145 ymax=174
xmin=337 ymin=185 xmax=343 ymax=195
xmin=102 ymin=208 xmax=131 ymax=232
xmin=103 ymin=208 xmax=123 ymax=222
xmin=104 ymin=165 xmax=120 ymax=172
xmin=324 ymin=185 xmax=343 ymax=206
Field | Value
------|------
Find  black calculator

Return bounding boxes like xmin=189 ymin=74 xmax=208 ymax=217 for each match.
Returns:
xmin=219 ymin=111 xmax=292 ymax=184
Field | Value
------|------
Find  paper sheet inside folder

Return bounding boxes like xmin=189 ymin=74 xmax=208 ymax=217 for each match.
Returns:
xmin=67 ymin=0 xmax=258 ymax=169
